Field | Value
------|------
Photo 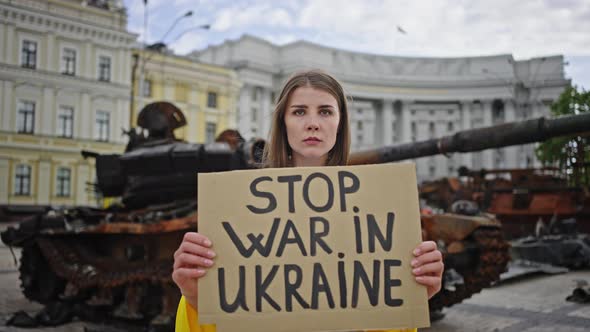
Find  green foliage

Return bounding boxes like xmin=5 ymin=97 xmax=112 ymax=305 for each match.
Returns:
xmin=535 ymin=85 xmax=590 ymax=185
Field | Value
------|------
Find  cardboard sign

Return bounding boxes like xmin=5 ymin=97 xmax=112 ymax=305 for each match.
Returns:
xmin=197 ymin=163 xmax=430 ymax=332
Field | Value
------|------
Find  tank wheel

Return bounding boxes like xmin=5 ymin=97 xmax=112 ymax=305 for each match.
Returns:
xmin=19 ymin=242 xmax=66 ymax=304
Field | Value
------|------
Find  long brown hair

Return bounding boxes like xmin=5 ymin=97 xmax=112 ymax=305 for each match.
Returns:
xmin=262 ymin=69 xmax=351 ymax=168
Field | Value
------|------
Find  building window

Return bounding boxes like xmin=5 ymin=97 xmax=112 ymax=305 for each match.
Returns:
xmin=357 ymin=134 xmax=363 ymax=144
xmin=98 ymin=56 xmax=111 ymax=82
xmin=411 ymin=121 xmax=416 ymax=142
xmin=252 ymin=108 xmax=258 ymax=122
xmin=429 ymin=122 xmax=435 ymax=138
xmin=206 ymin=122 xmax=216 ymax=143
xmin=55 ymin=167 xmax=71 ymax=197
xmin=62 ymin=48 xmax=76 ymax=75
xmin=142 ymin=79 xmax=152 ymax=97
xmin=429 ymin=165 xmax=436 ymax=177
xmin=14 ymin=164 xmax=31 ymax=196
xmin=17 ymin=101 xmax=35 ymax=134
xmin=357 ymin=121 xmax=363 ymax=131
xmin=447 ymin=121 xmax=454 ymax=132
xmin=57 ymin=106 xmax=74 ymax=138
xmin=21 ymin=40 xmax=37 ymax=69
xmin=207 ymin=92 xmax=218 ymax=108
xmin=447 ymin=109 xmax=454 ymax=115
xmin=95 ymin=111 xmax=110 ymax=141
xmin=252 ymin=86 xmax=262 ymax=102
xmin=429 ymin=109 xmax=435 ymax=116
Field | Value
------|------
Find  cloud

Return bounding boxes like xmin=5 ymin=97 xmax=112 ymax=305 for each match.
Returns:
xmin=212 ymin=3 xmax=294 ymax=31
xmin=295 ymin=0 xmax=590 ymax=58
xmin=170 ymin=30 xmax=207 ymax=54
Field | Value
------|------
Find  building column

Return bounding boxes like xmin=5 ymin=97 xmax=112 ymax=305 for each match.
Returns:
xmin=37 ymin=158 xmax=51 ymax=204
xmin=116 ymin=98 xmax=128 ymax=143
xmin=0 ymin=23 xmax=5 ymax=64
xmin=238 ymin=87 xmax=251 ymax=136
xmin=84 ymin=40 xmax=93 ymax=78
xmin=117 ymin=48 xmax=125 ymax=84
xmin=460 ymin=100 xmax=473 ymax=168
xmin=382 ymin=99 xmax=394 ymax=146
xmin=163 ymin=80 xmax=174 ymax=100
xmin=504 ymin=99 xmax=518 ymax=168
xmin=46 ymin=32 xmax=56 ymax=72
xmin=79 ymin=92 xmax=91 ymax=140
xmin=226 ymin=89 xmax=239 ymax=129
xmin=261 ymin=88 xmax=272 ymax=138
xmin=41 ymin=87 xmax=55 ymax=136
xmin=0 ymin=81 xmax=10 ymax=131
xmin=75 ymin=162 xmax=89 ymax=205
xmin=482 ymin=100 xmax=494 ymax=169
xmin=0 ymin=157 xmax=9 ymax=203
xmin=401 ymin=100 xmax=412 ymax=143
xmin=4 ymin=24 xmax=15 ymax=65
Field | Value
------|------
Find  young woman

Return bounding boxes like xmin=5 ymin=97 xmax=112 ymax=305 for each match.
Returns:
xmin=173 ymin=70 xmax=444 ymax=332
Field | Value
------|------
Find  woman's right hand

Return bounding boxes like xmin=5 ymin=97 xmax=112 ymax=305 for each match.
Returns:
xmin=172 ymin=232 xmax=216 ymax=309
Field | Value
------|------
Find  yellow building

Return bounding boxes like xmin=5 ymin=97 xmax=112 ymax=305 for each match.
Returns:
xmin=0 ymin=0 xmax=136 ymax=206
xmin=131 ymin=48 xmax=242 ymax=144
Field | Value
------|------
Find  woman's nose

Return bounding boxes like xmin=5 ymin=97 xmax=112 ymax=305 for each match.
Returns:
xmin=306 ymin=116 xmax=320 ymax=131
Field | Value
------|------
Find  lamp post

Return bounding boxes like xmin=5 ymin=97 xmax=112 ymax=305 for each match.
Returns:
xmin=131 ymin=7 xmax=203 ymax=128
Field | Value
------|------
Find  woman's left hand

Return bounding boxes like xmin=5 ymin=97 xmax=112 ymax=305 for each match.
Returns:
xmin=411 ymin=241 xmax=444 ymax=299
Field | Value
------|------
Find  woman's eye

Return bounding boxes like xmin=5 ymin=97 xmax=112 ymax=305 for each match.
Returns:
xmin=320 ymin=109 xmax=332 ymax=116
xmin=293 ymin=109 xmax=305 ymax=116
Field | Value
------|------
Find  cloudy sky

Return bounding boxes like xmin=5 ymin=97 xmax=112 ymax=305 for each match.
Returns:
xmin=123 ymin=0 xmax=590 ymax=89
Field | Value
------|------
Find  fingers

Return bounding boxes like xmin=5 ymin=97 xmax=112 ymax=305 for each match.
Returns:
xmin=174 ymin=241 xmax=216 ymax=260
xmin=182 ymin=232 xmax=212 ymax=248
xmin=412 ymin=248 xmax=442 ymax=265
xmin=172 ymin=267 xmax=207 ymax=281
xmin=412 ymin=261 xmax=444 ymax=277
xmin=174 ymin=232 xmax=216 ymax=259
xmin=413 ymin=240 xmax=437 ymax=256
xmin=174 ymin=252 xmax=215 ymax=270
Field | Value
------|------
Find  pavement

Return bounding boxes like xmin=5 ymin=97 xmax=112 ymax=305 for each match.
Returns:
xmin=1 ymin=221 xmax=590 ymax=331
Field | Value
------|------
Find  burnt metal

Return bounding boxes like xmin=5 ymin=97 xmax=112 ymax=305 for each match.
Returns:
xmin=348 ymin=113 xmax=590 ymax=164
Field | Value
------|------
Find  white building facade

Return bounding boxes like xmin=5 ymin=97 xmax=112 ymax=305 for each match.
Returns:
xmin=0 ymin=0 xmax=136 ymax=206
xmin=192 ymin=35 xmax=569 ymax=181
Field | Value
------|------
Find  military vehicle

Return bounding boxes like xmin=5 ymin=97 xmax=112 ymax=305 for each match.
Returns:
xmin=2 ymin=102 xmax=590 ymax=329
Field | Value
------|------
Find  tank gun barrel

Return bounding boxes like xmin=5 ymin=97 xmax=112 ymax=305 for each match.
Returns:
xmin=349 ymin=113 xmax=590 ymax=165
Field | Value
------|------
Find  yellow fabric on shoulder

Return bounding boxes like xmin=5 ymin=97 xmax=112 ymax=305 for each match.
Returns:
xmin=176 ymin=296 xmax=417 ymax=332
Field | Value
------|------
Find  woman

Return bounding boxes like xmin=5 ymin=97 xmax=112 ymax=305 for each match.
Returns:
xmin=173 ymin=70 xmax=444 ymax=332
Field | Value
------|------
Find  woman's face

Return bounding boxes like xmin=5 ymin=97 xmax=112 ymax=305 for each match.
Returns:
xmin=284 ymin=86 xmax=340 ymax=167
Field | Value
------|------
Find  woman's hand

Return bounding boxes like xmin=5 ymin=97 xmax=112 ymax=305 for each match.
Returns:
xmin=411 ymin=241 xmax=443 ymax=299
xmin=172 ymin=232 xmax=216 ymax=309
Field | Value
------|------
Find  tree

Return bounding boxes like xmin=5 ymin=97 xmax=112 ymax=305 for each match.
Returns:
xmin=536 ymin=85 xmax=590 ymax=186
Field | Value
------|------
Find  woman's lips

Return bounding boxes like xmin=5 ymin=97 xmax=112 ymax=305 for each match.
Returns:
xmin=303 ymin=137 xmax=321 ymax=145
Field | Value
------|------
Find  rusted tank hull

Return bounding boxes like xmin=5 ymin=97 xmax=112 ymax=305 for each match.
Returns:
xmin=421 ymin=213 xmax=511 ymax=311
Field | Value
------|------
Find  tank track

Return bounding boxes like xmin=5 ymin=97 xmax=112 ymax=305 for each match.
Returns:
xmin=36 ymin=238 xmax=172 ymax=289
xmin=429 ymin=228 xmax=510 ymax=311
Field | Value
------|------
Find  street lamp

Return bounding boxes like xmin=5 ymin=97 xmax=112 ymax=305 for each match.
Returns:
xmin=159 ymin=10 xmax=194 ymax=45
xmin=168 ymin=24 xmax=211 ymax=46
xmin=131 ymin=8 xmax=206 ymax=129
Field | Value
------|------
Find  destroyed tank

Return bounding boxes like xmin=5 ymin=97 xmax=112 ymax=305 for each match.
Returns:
xmin=2 ymin=102 xmax=590 ymax=329
xmin=349 ymin=112 xmax=590 ymax=308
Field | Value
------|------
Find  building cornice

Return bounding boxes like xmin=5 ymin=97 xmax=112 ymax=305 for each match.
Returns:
xmin=0 ymin=62 xmax=130 ymax=99
xmin=1 ymin=2 xmax=137 ymax=46
xmin=0 ymin=131 xmax=126 ymax=155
